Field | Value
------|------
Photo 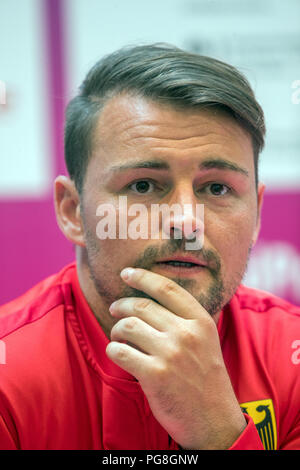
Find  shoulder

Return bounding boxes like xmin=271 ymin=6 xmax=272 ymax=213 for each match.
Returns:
xmin=0 ymin=262 xmax=77 ymax=341
xmin=233 ymin=284 xmax=300 ymax=321
xmin=225 ymin=285 xmax=300 ymax=371
xmin=0 ymin=262 xmax=77 ymax=382
xmin=230 ymin=285 xmax=300 ymax=353
xmin=0 ymin=262 xmax=78 ymax=416
xmin=228 ymin=284 xmax=300 ymax=376
xmin=0 ymin=262 xmax=81 ymax=448
xmin=230 ymin=286 xmax=300 ymax=447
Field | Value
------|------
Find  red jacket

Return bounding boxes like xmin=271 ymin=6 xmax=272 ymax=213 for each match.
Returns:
xmin=0 ymin=262 xmax=299 ymax=450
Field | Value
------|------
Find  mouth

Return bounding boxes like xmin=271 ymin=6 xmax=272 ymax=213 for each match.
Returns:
xmin=154 ymin=256 xmax=208 ymax=276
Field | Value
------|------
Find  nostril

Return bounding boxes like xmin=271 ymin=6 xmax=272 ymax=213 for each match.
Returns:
xmin=170 ymin=226 xmax=199 ymax=240
xmin=170 ymin=226 xmax=183 ymax=239
xmin=186 ymin=228 xmax=200 ymax=240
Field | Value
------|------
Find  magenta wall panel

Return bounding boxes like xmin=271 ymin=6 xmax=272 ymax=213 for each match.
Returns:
xmin=0 ymin=0 xmax=74 ymax=305
xmin=0 ymin=1 xmax=299 ymax=308
xmin=260 ymin=192 xmax=300 ymax=247
xmin=248 ymin=191 xmax=300 ymax=306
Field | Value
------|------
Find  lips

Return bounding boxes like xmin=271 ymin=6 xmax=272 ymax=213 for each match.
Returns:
xmin=155 ymin=256 xmax=208 ymax=268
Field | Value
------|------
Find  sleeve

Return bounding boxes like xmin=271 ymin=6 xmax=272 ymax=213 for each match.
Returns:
xmin=171 ymin=414 xmax=264 ymax=450
xmin=279 ymin=418 xmax=300 ymax=450
xmin=0 ymin=414 xmax=18 ymax=450
xmin=228 ymin=413 xmax=264 ymax=450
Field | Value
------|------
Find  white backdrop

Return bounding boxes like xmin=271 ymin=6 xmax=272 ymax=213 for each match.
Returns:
xmin=0 ymin=0 xmax=52 ymax=197
xmin=67 ymin=0 xmax=300 ymax=191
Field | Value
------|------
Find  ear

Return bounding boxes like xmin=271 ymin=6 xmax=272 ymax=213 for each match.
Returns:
xmin=54 ymin=175 xmax=85 ymax=247
xmin=251 ymin=182 xmax=265 ymax=247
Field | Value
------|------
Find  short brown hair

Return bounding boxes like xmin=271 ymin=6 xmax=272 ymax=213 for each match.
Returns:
xmin=65 ymin=43 xmax=265 ymax=193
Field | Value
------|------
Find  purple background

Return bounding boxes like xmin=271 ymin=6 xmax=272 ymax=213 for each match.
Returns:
xmin=0 ymin=0 xmax=299 ymax=306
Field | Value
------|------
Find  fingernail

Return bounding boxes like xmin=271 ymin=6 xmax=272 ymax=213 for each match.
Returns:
xmin=120 ymin=267 xmax=135 ymax=280
xmin=109 ymin=301 xmax=117 ymax=313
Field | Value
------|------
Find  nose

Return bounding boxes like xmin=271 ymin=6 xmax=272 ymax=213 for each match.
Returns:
xmin=163 ymin=206 xmax=196 ymax=237
xmin=161 ymin=186 xmax=204 ymax=249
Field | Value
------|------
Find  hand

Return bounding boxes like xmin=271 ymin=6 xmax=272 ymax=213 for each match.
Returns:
xmin=106 ymin=267 xmax=246 ymax=449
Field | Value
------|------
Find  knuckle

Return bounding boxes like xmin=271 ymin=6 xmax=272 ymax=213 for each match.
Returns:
xmin=201 ymin=315 xmax=217 ymax=335
xmin=134 ymin=298 xmax=152 ymax=314
xmin=158 ymin=279 xmax=178 ymax=296
xmin=179 ymin=328 xmax=198 ymax=347
xmin=115 ymin=345 xmax=128 ymax=361
xmin=121 ymin=316 xmax=139 ymax=331
xmin=160 ymin=337 xmax=182 ymax=362
xmin=191 ymin=316 xmax=216 ymax=334
xmin=166 ymin=345 xmax=182 ymax=362
xmin=152 ymin=360 xmax=168 ymax=381
xmin=107 ymin=342 xmax=128 ymax=361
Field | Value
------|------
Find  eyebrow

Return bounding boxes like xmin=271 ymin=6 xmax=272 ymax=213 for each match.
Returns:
xmin=109 ymin=157 xmax=249 ymax=177
xmin=110 ymin=159 xmax=170 ymax=172
xmin=199 ymin=158 xmax=249 ymax=177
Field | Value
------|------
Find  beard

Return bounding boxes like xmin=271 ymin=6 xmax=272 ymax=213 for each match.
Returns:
xmin=83 ymin=228 xmax=252 ymax=319
xmin=121 ymin=240 xmax=225 ymax=317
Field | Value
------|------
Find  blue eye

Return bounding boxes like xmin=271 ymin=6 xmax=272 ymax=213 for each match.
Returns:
xmin=130 ymin=180 xmax=155 ymax=194
xmin=208 ymin=183 xmax=231 ymax=196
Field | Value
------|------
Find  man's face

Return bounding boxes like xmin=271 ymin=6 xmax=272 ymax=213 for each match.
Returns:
xmin=79 ymin=93 xmax=264 ymax=317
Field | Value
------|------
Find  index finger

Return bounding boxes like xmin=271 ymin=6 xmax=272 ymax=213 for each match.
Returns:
xmin=120 ymin=267 xmax=210 ymax=321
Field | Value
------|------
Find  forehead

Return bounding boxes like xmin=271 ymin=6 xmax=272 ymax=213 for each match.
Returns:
xmin=89 ymin=93 xmax=254 ymax=175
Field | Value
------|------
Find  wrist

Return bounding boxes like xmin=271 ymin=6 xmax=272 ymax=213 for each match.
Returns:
xmin=181 ymin=411 xmax=247 ymax=450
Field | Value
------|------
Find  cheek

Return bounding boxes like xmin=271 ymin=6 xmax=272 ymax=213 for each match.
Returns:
xmin=205 ymin=205 xmax=257 ymax=269
xmin=83 ymin=195 xmax=151 ymax=261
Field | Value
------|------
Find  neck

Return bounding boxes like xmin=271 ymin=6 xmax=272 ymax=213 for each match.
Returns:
xmin=76 ymin=248 xmax=116 ymax=339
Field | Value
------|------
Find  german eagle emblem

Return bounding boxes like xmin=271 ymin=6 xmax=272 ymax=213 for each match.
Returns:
xmin=240 ymin=399 xmax=277 ymax=450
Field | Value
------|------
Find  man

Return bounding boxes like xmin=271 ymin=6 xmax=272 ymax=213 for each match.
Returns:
xmin=0 ymin=43 xmax=299 ymax=450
